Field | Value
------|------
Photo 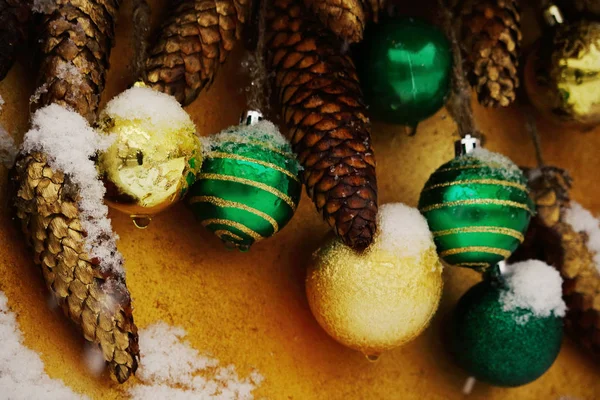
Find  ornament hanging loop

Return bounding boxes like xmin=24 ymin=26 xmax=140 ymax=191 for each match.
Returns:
xmin=240 ymin=109 xmax=264 ymax=126
xmin=454 ymin=133 xmax=481 ymax=156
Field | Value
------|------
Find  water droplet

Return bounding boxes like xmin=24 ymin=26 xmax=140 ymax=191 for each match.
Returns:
xmin=131 ymin=215 xmax=152 ymax=229
xmin=237 ymin=244 xmax=251 ymax=252
xmin=366 ymin=353 xmax=380 ymax=362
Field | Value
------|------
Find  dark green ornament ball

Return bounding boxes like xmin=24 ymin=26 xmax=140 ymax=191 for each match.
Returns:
xmin=418 ymin=153 xmax=535 ymax=271
xmin=451 ymin=279 xmax=563 ymax=387
xmin=356 ymin=17 xmax=452 ymax=126
xmin=188 ymin=126 xmax=302 ymax=250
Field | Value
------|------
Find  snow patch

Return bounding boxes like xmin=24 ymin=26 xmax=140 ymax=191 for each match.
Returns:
xmin=468 ymin=148 xmax=523 ymax=181
xmin=500 ymin=260 xmax=566 ymax=324
xmin=565 ymin=201 xmax=600 ymax=274
xmin=21 ymin=104 xmax=124 ymax=277
xmin=129 ymin=322 xmax=263 ymax=399
xmin=375 ymin=203 xmax=437 ymax=260
xmin=103 ymin=86 xmax=194 ymax=132
xmin=206 ymin=120 xmax=292 ymax=153
xmin=0 ymin=291 xmax=86 ymax=399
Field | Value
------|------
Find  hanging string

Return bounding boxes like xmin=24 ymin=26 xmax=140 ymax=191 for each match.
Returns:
xmin=132 ymin=0 xmax=151 ymax=81
xmin=244 ymin=0 xmax=270 ymax=112
xmin=525 ymin=111 xmax=545 ymax=167
xmin=438 ymin=0 xmax=478 ymax=138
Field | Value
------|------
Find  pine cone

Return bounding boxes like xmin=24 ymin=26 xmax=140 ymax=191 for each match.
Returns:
xmin=511 ymin=167 xmax=600 ymax=362
xmin=14 ymin=0 xmax=139 ymax=383
xmin=144 ymin=0 xmax=250 ymax=106
xmin=267 ymin=0 xmax=378 ymax=250
xmin=302 ymin=0 xmax=386 ymax=43
xmin=459 ymin=0 xmax=522 ymax=107
xmin=0 ymin=0 xmax=31 ymax=81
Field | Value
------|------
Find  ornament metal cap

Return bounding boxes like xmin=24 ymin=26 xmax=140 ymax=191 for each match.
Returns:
xmin=240 ymin=110 xmax=264 ymax=126
xmin=542 ymin=4 xmax=564 ymax=27
xmin=455 ymin=134 xmax=481 ymax=156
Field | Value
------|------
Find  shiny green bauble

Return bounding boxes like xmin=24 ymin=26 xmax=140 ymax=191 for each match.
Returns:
xmin=356 ymin=17 xmax=452 ymax=126
xmin=418 ymin=150 xmax=534 ymax=271
xmin=188 ymin=121 xmax=302 ymax=250
xmin=451 ymin=279 xmax=563 ymax=387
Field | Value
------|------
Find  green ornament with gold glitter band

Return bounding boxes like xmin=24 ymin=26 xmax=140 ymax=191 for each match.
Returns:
xmin=418 ymin=136 xmax=535 ymax=271
xmin=189 ymin=112 xmax=302 ymax=250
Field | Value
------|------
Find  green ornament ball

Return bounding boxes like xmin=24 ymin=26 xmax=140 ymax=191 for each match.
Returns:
xmin=418 ymin=150 xmax=535 ymax=271
xmin=451 ymin=279 xmax=563 ymax=387
xmin=189 ymin=120 xmax=302 ymax=250
xmin=356 ymin=17 xmax=452 ymax=126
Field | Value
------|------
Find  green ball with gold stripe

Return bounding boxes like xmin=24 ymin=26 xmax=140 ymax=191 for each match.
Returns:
xmin=418 ymin=149 xmax=535 ymax=271
xmin=188 ymin=120 xmax=302 ymax=250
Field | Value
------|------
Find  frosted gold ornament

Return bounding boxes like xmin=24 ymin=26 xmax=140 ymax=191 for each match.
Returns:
xmin=525 ymin=20 xmax=600 ymax=128
xmin=97 ymin=86 xmax=202 ymax=226
xmin=306 ymin=204 xmax=443 ymax=358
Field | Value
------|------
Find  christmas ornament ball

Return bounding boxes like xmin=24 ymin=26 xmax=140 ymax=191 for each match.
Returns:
xmin=524 ymin=20 xmax=600 ymax=128
xmin=306 ymin=203 xmax=443 ymax=356
xmin=97 ymin=86 xmax=202 ymax=221
xmin=451 ymin=279 xmax=563 ymax=387
xmin=189 ymin=120 xmax=301 ymax=250
xmin=356 ymin=17 xmax=452 ymax=126
xmin=418 ymin=149 xmax=534 ymax=271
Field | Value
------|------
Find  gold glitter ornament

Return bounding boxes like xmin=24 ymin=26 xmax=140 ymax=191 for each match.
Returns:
xmin=306 ymin=204 xmax=443 ymax=357
xmin=525 ymin=20 xmax=600 ymax=128
xmin=97 ymin=86 xmax=202 ymax=225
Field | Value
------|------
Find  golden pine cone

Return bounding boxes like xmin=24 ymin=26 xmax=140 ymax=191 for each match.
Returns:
xmin=0 ymin=0 xmax=31 ymax=81
xmin=267 ymin=0 xmax=378 ymax=251
xmin=14 ymin=0 xmax=140 ymax=383
xmin=13 ymin=153 xmax=139 ymax=383
xmin=459 ymin=0 xmax=522 ymax=107
xmin=144 ymin=0 xmax=250 ymax=106
xmin=512 ymin=167 xmax=600 ymax=362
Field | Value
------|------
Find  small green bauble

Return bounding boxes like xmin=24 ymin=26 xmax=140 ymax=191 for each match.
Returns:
xmin=451 ymin=279 xmax=563 ymax=387
xmin=418 ymin=150 xmax=535 ymax=270
xmin=189 ymin=120 xmax=301 ymax=250
xmin=356 ymin=17 xmax=452 ymax=126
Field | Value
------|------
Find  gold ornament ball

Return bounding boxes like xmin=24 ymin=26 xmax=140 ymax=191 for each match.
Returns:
xmin=525 ymin=20 xmax=600 ymax=128
xmin=97 ymin=85 xmax=202 ymax=223
xmin=306 ymin=204 xmax=444 ymax=357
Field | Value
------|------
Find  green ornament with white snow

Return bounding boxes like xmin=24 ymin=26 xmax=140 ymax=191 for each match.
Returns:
xmin=450 ymin=261 xmax=565 ymax=387
xmin=418 ymin=149 xmax=535 ymax=271
xmin=188 ymin=120 xmax=302 ymax=250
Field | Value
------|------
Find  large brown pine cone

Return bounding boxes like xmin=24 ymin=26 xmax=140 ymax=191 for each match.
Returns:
xmin=0 ymin=0 xmax=31 ymax=81
xmin=511 ymin=167 xmax=600 ymax=362
xmin=267 ymin=0 xmax=378 ymax=250
xmin=459 ymin=0 xmax=522 ymax=107
xmin=14 ymin=0 xmax=139 ymax=383
xmin=144 ymin=0 xmax=250 ymax=106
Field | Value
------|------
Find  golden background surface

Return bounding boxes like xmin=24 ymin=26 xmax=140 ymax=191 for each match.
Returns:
xmin=0 ymin=1 xmax=599 ymax=399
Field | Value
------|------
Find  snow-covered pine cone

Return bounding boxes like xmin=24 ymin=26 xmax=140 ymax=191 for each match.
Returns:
xmin=14 ymin=0 xmax=139 ymax=383
xmin=459 ymin=0 xmax=522 ymax=107
xmin=0 ymin=0 xmax=31 ymax=81
xmin=512 ymin=167 xmax=600 ymax=362
xmin=267 ymin=0 xmax=378 ymax=250
xmin=144 ymin=0 xmax=250 ymax=106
